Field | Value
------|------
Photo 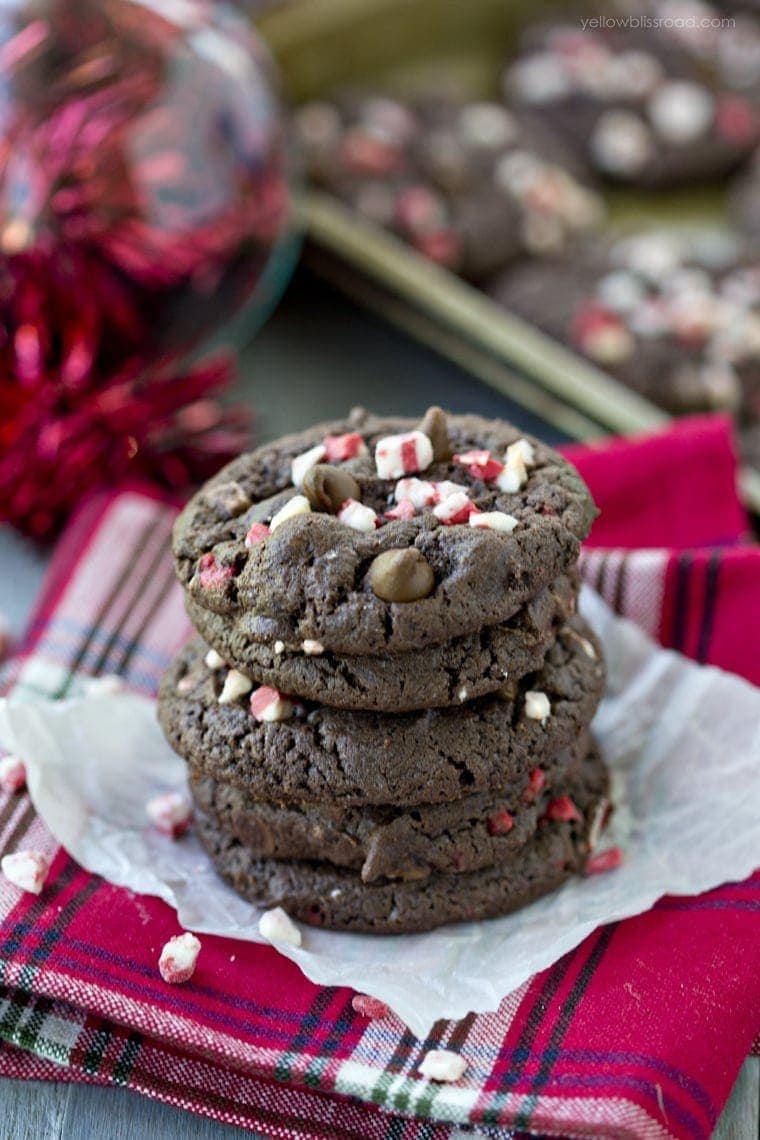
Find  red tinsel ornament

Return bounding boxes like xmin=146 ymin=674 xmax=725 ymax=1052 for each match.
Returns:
xmin=0 ymin=0 xmax=293 ymax=538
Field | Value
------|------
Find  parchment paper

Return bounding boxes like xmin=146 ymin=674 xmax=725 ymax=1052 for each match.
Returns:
xmin=1 ymin=587 xmax=758 ymax=1038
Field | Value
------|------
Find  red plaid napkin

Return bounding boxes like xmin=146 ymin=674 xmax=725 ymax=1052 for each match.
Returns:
xmin=0 ymin=413 xmax=758 ymax=1140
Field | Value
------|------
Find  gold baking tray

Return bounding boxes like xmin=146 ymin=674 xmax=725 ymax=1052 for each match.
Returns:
xmin=258 ymin=0 xmax=760 ymax=512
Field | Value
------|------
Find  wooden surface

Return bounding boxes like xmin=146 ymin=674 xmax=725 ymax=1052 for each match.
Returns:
xmin=0 ymin=268 xmax=757 ymax=1138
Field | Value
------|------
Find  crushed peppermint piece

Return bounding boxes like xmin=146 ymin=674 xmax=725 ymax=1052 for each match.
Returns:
xmin=375 ymin=431 xmax=433 ymax=479
xmin=323 ymin=432 xmax=367 ymax=462
xmin=457 ymin=686 xmax=469 ymax=702
xmin=507 ymin=436 xmax=535 ymax=465
xmin=351 ymin=993 xmax=391 ymax=1019
xmin=525 ymin=690 xmax=551 ymax=721
xmin=487 ymin=810 xmax=515 ymax=835
xmin=146 ymin=792 xmax=192 ymax=838
xmin=302 ymin=639 xmax=324 ymax=655
xmin=291 ymin=444 xmax=327 ymax=488
xmin=524 ymin=767 xmax=546 ymax=803
xmin=385 ymin=498 xmax=417 ymax=521
xmin=1 ymin=850 xmax=50 ymax=895
xmin=585 ymin=846 xmax=624 ymax=874
xmin=433 ymin=491 xmax=476 ymax=525
xmin=0 ymin=756 xmax=27 ymax=795
xmin=218 ymin=668 xmax=253 ymax=705
xmin=204 ymin=648 xmax=225 ymax=670
xmin=274 ymin=640 xmax=285 ymax=655
xmin=338 ymin=498 xmax=378 ymax=532
xmin=469 ymin=511 xmax=518 ymax=532
xmin=258 ymin=906 xmax=302 ymax=946
xmin=245 ymin=522 xmax=270 ymax=547
xmin=545 ymin=796 xmax=582 ymax=823
xmin=571 ymin=303 xmax=635 ymax=364
xmin=453 ymin=450 xmax=504 ymax=481
xmin=198 ymin=553 xmax=235 ymax=590
xmin=176 ymin=675 xmax=195 ymax=694
xmin=419 ymin=1049 xmax=467 ymax=1082
xmin=250 ymin=686 xmax=295 ymax=722
xmin=647 ymin=80 xmax=714 ymax=144
xmin=590 ymin=110 xmax=653 ymax=175
xmin=395 ymin=477 xmax=437 ymax=508
xmin=159 ymin=932 xmax=200 ymax=984
xmin=269 ymin=495 xmax=312 ymax=532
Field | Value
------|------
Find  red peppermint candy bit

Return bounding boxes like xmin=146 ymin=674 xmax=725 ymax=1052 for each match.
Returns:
xmin=570 ymin=302 xmax=625 ymax=349
xmin=198 ymin=553 xmax=235 ymax=590
xmin=585 ymin=846 xmax=624 ymax=875
xmin=412 ymin=228 xmax=461 ymax=268
xmin=453 ymin=450 xmax=504 ymax=482
xmin=245 ymin=522 xmax=270 ymax=548
xmin=323 ymin=432 xmax=365 ymax=462
xmin=352 ymin=993 xmax=391 ymax=1020
xmin=524 ymin=767 xmax=546 ymax=803
xmin=487 ymin=810 xmax=515 ymax=836
xmin=544 ymin=796 xmax=582 ymax=823
xmin=340 ymin=131 xmax=401 ymax=176
xmin=385 ymin=498 xmax=416 ymax=521
xmin=715 ymin=95 xmax=757 ymax=147
xmin=395 ymin=185 xmax=444 ymax=234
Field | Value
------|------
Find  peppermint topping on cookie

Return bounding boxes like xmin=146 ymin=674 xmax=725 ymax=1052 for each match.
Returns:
xmin=250 ymin=686 xmax=295 ymax=722
xmin=433 ymin=491 xmax=477 ymax=525
xmin=647 ymin=81 xmax=714 ymax=143
xmin=395 ymin=477 xmax=437 ymax=508
xmin=591 ymin=111 xmax=653 ymax=175
xmin=204 ymin=648 xmax=225 ymax=670
xmin=218 ymin=668 xmax=253 ymax=705
xmin=269 ymin=495 xmax=311 ymax=532
xmin=571 ymin=303 xmax=635 ymax=363
xmin=0 ymin=755 xmax=26 ymax=795
xmin=198 ymin=553 xmax=235 ymax=590
xmin=545 ymin=795 xmax=582 ymax=822
xmin=525 ymin=690 xmax=551 ymax=721
xmin=375 ymin=430 xmax=433 ymax=479
xmin=159 ymin=932 xmax=200 ymax=984
xmin=384 ymin=498 xmax=417 ymax=521
xmin=418 ymin=1049 xmax=467 ymax=1082
xmin=245 ymin=522 xmax=270 ymax=547
xmin=302 ymin=640 xmax=324 ymax=655
xmin=585 ymin=846 xmax=624 ymax=874
xmin=258 ymin=905 xmax=302 ymax=946
xmin=453 ymin=449 xmax=504 ymax=481
xmin=487 ymin=810 xmax=515 ymax=835
xmin=1 ymin=850 xmax=50 ymax=894
xmin=337 ymin=498 xmax=378 ymax=532
xmin=146 ymin=791 xmax=192 ymax=838
xmin=470 ymin=511 xmax=518 ymax=532
xmin=524 ymin=767 xmax=546 ymax=803
xmin=323 ymin=432 xmax=367 ymax=462
xmin=291 ymin=444 xmax=327 ymax=488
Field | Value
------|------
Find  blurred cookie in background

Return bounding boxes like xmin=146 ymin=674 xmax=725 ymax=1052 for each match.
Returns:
xmin=731 ymin=147 xmax=760 ymax=235
xmin=293 ymin=91 xmax=604 ymax=280
xmin=502 ymin=20 xmax=760 ymax=186
xmin=490 ymin=230 xmax=760 ymax=462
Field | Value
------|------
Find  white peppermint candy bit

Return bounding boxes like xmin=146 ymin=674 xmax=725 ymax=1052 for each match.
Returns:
xmin=291 ymin=444 xmax=327 ymax=488
xmin=433 ymin=491 xmax=473 ymax=524
xmin=458 ymin=101 xmax=516 ymax=149
xmin=302 ymin=640 xmax=324 ymax=655
xmin=258 ymin=906 xmax=302 ymax=947
xmin=375 ymin=431 xmax=433 ymax=480
xmin=274 ymin=640 xmax=285 ymax=655
xmin=159 ymin=932 xmax=201 ymax=984
xmin=432 ymin=480 xmax=468 ymax=502
xmin=204 ymin=648 xmax=225 ymax=670
xmin=295 ymin=102 xmax=341 ymax=149
xmin=506 ymin=438 xmax=536 ymax=468
xmin=146 ymin=792 xmax=192 ymax=838
xmin=418 ymin=1049 xmax=468 ymax=1082
xmin=250 ymin=686 xmax=295 ymax=723
xmin=590 ymin=110 xmax=653 ymax=175
xmin=648 ymin=81 xmax=714 ymax=144
xmin=1 ymin=850 xmax=50 ymax=895
xmin=395 ymin=477 xmax=437 ymax=509
xmin=470 ymin=511 xmax=518 ymax=533
xmin=337 ymin=499 xmax=378 ymax=533
xmin=84 ymin=674 xmax=124 ymax=696
xmin=0 ymin=755 xmax=26 ymax=794
xmin=615 ymin=50 xmax=663 ymax=98
xmin=218 ymin=668 xmax=253 ymax=705
xmin=176 ymin=676 xmax=195 ymax=694
xmin=509 ymin=52 xmax=572 ymax=104
xmin=269 ymin=495 xmax=312 ymax=532
xmin=525 ymin=690 xmax=551 ymax=722
xmin=597 ymin=270 xmax=646 ymax=314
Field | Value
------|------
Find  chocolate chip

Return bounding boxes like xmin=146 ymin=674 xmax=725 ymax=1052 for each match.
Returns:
xmin=207 ymin=481 xmax=250 ymax=519
xmin=368 ymin=548 xmax=435 ymax=603
xmin=418 ymin=406 xmax=452 ymax=461
xmin=303 ymin=464 xmax=360 ymax=513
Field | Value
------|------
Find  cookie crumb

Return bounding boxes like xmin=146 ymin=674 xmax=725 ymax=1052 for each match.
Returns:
xmin=159 ymin=932 xmax=200 ymax=983
xmin=258 ymin=906 xmax=302 ymax=947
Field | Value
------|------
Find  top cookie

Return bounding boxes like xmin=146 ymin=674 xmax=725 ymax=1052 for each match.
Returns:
xmin=172 ymin=408 xmax=597 ymax=656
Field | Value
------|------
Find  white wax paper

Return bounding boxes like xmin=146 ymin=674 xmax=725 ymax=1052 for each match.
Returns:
xmin=1 ymin=587 xmax=758 ymax=1038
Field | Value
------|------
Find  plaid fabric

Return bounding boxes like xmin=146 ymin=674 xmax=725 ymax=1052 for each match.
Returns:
xmin=0 ymin=415 xmax=758 ymax=1140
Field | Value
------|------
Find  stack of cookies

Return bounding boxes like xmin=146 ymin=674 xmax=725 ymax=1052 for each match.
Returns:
xmin=158 ymin=408 xmax=610 ymax=934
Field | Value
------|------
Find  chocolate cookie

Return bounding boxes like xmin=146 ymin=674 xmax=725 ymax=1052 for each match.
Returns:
xmin=293 ymin=92 xmax=603 ymax=279
xmin=490 ymin=231 xmax=760 ymax=422
xmin=185 ymin=573 xmax=577 ymax=712
xmin=193 ymin=744 xmax=609 ymax=933
xmin=157 ymin=615 xmax=605 ymax=807
xmin=189 ymin=734 xmax=600 ymax=883
xmin=172 ymin=409 xmax=598 ymax=657
xmin=504 ymin=22 xmax=759 ymax=187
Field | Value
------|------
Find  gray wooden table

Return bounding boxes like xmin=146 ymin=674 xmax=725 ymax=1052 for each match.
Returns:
xmin=0 ymin=268 xmax=757 ymax=1137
